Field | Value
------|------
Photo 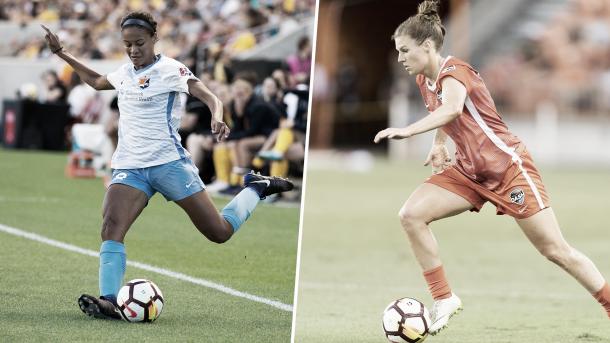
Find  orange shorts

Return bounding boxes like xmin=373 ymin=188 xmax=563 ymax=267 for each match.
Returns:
xmin=425 ymin=149 xmax=550 ymax=219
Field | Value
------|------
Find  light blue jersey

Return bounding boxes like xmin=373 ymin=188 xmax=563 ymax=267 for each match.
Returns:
xmin=106 ymin=54 xmax=198 ymax=169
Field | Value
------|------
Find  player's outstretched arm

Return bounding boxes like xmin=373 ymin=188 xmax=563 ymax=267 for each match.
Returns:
xmin=187 ymin=79 xmax=229 ymax=142
xmin=41 ymin=25 xmax=113 ymax=90
xmin=373 ymin=77 xmax=467 ymax=143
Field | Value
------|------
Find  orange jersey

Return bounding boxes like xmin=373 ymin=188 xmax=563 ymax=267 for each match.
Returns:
xmin=426 ymin=144 xmax=550 ymax=219
xmin=416 ymin=56 xmax=522 ymax=190
xmin=416 ymin=56 xmax=549 ymax=216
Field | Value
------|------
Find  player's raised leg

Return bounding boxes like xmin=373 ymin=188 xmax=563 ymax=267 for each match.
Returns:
xmin=398 ymin=183 xmax=474 ymax=334
xmin=79 ymin=184 xmax=148 ymax=319
xmin=176 ymin=190 xmax=235 ymax=243
xmin=516 ymin=207 xmax=610 ymax=318
xmin=176 ymin=172 xmax=294 ymax=242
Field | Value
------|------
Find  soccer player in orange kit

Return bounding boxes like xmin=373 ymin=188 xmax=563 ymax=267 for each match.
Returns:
xmin=374 ymin=0 xmax=610 ymax=335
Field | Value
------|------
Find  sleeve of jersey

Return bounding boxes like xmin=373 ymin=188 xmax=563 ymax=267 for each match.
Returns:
xmin=437 ymin=64 xmax=473 ymax=93
xmin=106 ymin=67 xmax=122 ymax=89
xmin=164 ymin=64 xmax=200 ymax=94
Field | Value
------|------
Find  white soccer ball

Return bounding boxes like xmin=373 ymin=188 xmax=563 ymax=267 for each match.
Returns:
xmin=116 ymin=279 xmax=164 ymax=322
xmin=382 ymin=297 xmax=430 ymax=343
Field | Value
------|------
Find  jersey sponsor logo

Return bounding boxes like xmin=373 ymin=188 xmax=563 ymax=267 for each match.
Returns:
xmin=510 ymin=188 xmax=525 ymax=205
xmin=118 ymin=89 xmax=153 ymax=102
xmin=441 ymin=65 xmax=456 ymax=74
xmin=179 ymin=67 xmax=192 ymax=77
xmin=138 ymin=76 xmax=150 ymax=89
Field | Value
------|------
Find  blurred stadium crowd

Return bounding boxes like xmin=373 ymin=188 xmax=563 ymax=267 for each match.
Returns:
xmin=3 ymin=0 xmax=313 ymax=61
xmin=0 ymin=0 xmax=313 ymax=201
xmin=482 ymin=0 xmax=610 ymax=115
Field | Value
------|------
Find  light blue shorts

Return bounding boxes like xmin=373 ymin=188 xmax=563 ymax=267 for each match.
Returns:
xmin=110 ymin=158 xmax=205 ymax=201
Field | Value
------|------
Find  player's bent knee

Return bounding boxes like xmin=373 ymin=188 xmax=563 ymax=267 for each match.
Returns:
xmin=398 ymin=206 xmax=426 ymax=233
xmin=194 ymin=220 xmax=233 ymax=244
xmin=207 ymin=228 xmax=233 ymax=244
xmin=540 ymin=244 xmax=573 ymax=268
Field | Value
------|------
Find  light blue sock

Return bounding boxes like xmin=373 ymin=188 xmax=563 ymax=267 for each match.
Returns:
xmin=221 ymin=187 xmax=260 ymax=232
xmin=99 ymin=240 xmax=126 ymax=301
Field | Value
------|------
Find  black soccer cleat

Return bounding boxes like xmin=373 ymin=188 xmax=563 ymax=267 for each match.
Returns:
xmin=78 ymin=294 xmax=122 ymax=320
xmin=244 ymin=171 xmax=294 ymax=199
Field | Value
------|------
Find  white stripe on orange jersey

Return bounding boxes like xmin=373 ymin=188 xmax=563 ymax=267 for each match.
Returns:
xmin=464 ymin=96 xmax=545 ymax=209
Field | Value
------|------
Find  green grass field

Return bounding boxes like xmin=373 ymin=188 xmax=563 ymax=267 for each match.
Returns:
xmin=0 ymin=149 xmax=299 ymax=342
xmin=294 ymin=157 xmax=610 ymax=343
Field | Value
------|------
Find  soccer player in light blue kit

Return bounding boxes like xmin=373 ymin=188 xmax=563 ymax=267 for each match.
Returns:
xmin=42 ymin=12 xmax=294 ymax=320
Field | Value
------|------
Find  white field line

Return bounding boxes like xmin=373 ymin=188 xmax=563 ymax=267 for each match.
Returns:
xmin=0 ymin=223 xmax=293 ymax=312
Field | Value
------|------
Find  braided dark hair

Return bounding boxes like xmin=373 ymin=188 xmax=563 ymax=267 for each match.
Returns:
xmin=392 ymin=0 xmax=445 ymax=49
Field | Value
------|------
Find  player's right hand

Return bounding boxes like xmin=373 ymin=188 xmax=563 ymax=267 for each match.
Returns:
xmin=211 ymin=119 xmax=230 ymax=142
xmin=40 ymin=24 xmax=62 ymax=53
xmin=424 ymin=144 xmax=452 ymax=174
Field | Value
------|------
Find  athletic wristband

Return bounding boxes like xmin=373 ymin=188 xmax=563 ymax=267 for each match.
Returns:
xmin=51 ymin=46 xmax=64 ymax=54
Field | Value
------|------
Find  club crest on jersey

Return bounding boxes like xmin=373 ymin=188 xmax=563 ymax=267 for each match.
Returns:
xmin=510 ymin=188 xmax=525 ymax=205
xmin=179 ymin=67 xmax=192 ymax=77
xmin=138 ymin=76 xmax=150 ymax=89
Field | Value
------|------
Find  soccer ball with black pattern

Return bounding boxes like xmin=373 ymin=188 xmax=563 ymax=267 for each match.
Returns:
xmin=116 ymin=279 xmax=164 ymax=322
xmin=382 ymin=297 xmax=430 ymax=343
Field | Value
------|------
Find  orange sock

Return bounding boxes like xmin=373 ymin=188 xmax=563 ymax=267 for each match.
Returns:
xmin=423 ymin=265 xmax=452 ymax=300
xmin=594 ymin=282 xmax=610 ymax=318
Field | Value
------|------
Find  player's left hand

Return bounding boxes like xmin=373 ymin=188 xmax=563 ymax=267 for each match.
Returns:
xmin=40 ymin=24 xmax=63 ymax=53
xmin=424 ymin=144 xmax=452 ymax=174
xmin=373 ymin=127 xmax=412 ymax=143
xmin=211 ymin=119 xmax=230 ymax=142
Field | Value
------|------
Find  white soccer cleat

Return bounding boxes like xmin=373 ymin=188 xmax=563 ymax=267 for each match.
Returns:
xmin=429 ymin=293 xmax=463 ymax=335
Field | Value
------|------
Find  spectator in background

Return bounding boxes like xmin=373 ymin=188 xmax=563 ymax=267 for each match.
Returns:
xmin=272 ymin=68 xmax=289 ymax=90
xmin=182 ymin=77 xmax=216 ymax=183
xmin=205 ymin=83 xmax=236 ymax=192
xmin=215 ymin=73 xmax=280 ymax=194
xmin=41 ymin=70 xmax=67 ymax=104
xmin=482 ymin=0 xmax=610 ymax=115
xmin=211 ymin=49 xmax=235 ymax=84
xmin=67 ymin=73 xmax=103 ymax=123
xmin=7 ymin=0 xmax=314 ymax=67
xmin=254 ymin=89 xmax=307 ymax=185
xmin=105 ymin=95 xmax=119 ymax=151
xmin=229 ymin=30 xmax=257 ymax=52
xmin=100 ymin=95 xmax=120 ymax=188
xmin=286 ymin=36 xmax=311 ymax=86
xmin=260 ymin=76 xmax=286 ymax=114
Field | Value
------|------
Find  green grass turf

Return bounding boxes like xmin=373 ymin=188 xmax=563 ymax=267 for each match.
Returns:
xmin=294 ymin=158 xmax=610 ymax=343
xmin=0 ymin=149 xmax=299 ymax=342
